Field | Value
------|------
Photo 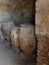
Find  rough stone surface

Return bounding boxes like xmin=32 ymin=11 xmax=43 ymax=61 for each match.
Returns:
xmin=0 ymin=10 xmax=12 ymax=22
xmin=36 ymin=35 xmax=49 ymax=65
xmin=36 ymin=0 xmax=49 ymax=12
xmin=9 ymin=0 xmax=35 ymax=24
xmin=35 ymin=8 xmax=49 ymax=65
xmin=35 ymin=8 xmax=49 ymax=36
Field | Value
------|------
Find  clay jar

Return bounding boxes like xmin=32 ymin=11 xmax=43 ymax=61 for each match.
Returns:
xmin=11 ymin=27 xmax=19 ymax=48
xmin=19 ymin=24 xmax=36 ymax=55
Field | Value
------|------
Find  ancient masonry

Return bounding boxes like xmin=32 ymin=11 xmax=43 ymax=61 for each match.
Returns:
xmin=36 ymin=0 xmax=49 ymax=65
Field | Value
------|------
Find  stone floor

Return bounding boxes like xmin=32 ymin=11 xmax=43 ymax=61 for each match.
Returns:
xmin=0 ymin=40 xmax=20 ymax=65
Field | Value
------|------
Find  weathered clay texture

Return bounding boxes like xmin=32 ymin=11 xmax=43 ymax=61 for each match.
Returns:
xmin=11 ymin=26 xmax=19 ymax=48
xmin=19 ymin=24 xmax=36 ymax=55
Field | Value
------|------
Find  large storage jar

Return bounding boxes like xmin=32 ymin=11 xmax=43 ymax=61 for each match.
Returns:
xmin=19 ymin=24 xmax=36 ymax=55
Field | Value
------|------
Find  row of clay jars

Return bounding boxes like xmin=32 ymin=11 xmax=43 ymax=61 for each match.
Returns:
xmin=35 ymin=8 xmax=49 ymax=65
xmin=11 ymin=24 xmax=36 ymax=55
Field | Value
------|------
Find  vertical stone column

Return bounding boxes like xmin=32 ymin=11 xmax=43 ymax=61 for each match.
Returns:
xmin=35 ymin=8 xmax=49 ymax=65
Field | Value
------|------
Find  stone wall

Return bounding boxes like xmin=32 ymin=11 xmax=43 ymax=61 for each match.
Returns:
xmin=9 ymin=0 xmax=35 ymax=25
xmin=36 ymin=0 xmax=49 ymax=12
xmin=36 ymin=0 xmax=49 ymax=65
